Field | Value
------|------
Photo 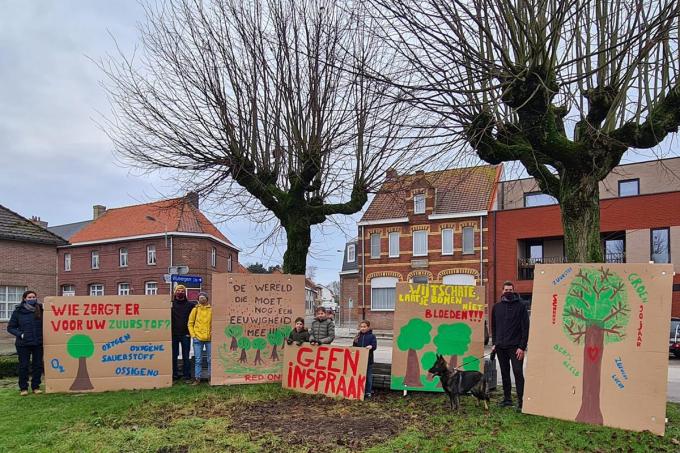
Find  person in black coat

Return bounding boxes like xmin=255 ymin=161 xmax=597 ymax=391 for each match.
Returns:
xmin=353 ymin=320 xmax=378 ymax=398
xmin=7 ymin=290 xmax=44 ymax=395
xmin=286 ymin=317 xmax=310 ymax=346
xmin=171 ymin=285 xmax=196 ymax=381
xmin=491 ymin=281 xmax=530 ymax=410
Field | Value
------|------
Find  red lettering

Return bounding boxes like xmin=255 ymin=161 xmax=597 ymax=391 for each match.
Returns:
xmin=344 ymin=349 xmax=359 ymax=375
xmin=304 ymin=369 xmax=315 ymax=389
xmin=293 ymin=365 xmax=305 ymax=388
xmin=297 ymin=347 xmax=313 ymax=367
xmin=126 ymin=304 xmax=140 ymax=315
xmin=425 ymin=309 xmax=432 ymax=318
xmin=324 ymin=371 xmax=337 ymax=394
xmin=327 ymin=348 xmax=341 ymax=373
xmin=314 ymin=346 xmax=329 ymax=370
xmin=357 ymin=375 xmax=367 ymax=398
xmin=314 ymin=370 xmax=327 ymax=392
xmin=336 ymin=375 xmax=347 ymax=395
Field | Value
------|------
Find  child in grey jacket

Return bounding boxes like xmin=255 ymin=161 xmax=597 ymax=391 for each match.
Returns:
xmin=309 ymin=307 xmax=335 ymax=345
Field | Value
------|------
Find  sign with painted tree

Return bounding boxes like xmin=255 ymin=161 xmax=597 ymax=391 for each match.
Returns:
xmin=391 ymin=282 xmax=485 ymax=391
xmin=43 ymin=295 xmax=171 ymax=393
xmin=523 ymin=264 xmax=673 ymax=435
xmin=211 ymin=273 xmax=305 ymax=385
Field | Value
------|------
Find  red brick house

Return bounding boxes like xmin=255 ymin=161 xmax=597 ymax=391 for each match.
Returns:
xmin=341 ymin=165 xmax=503 ymax=330
xmin=52 ymin=195 xmax=240 ymax=299
xmin=0 ymin=205 xmax=68 ymax=351
xmin=489 ymin=157 xmax=680 ymax=316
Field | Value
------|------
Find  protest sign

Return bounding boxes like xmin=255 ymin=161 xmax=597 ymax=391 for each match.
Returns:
xmin=391 ymin=282 xmax=485 ymax=392
xmin=43 ymin=295 xmax=171 ymax=393
xmin=523 ymin=263 xmax=673 ymax=435
xmin=211 ymin=273 xmax=305 ymax=385
xmin=282 ymin=344 xmax=369 ymax=400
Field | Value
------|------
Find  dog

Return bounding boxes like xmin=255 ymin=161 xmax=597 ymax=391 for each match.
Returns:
xmin=428 ymin=354 xmax=490 ymax=412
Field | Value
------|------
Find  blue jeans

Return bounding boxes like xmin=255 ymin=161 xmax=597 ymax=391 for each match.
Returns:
xmin=172 ymin=335 xmax=191 ymax=379
xmin=365 ymin=362 xmax=373 ymax=396
xmin=17 ymin=345 xmax=43 ymax=391
xmin=193 ymin=339 xmax=211 ymax=380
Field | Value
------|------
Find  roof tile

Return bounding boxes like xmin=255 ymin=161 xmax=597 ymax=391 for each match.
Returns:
xmin=0 ymin=204 xmax=68 ymax=245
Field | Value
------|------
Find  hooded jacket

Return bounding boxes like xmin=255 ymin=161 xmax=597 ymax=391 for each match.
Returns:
xmin=7 ymin=303 xmax=43 ymax=347
xmin=288 ymin=327 xmax=310 ymax=344
xmin=309 ymin=317 xmax=335 ymax=344
xmin=171 ymin=297 xmax=196 ymax=337
xmin=188 ymin=304 xmax=212 ymax=341
xmin=353 ymin=329 xmax=378 ymax=364
xmin=491 ymin=292 xmax=530 ymax=350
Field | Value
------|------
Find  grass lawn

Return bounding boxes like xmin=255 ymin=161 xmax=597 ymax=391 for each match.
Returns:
xmin=1 ymin=377 xmax=680 ymax=453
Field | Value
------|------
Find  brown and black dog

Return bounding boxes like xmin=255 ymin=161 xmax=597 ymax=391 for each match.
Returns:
xmin=428 ymin=354 xmax=490 ymax=412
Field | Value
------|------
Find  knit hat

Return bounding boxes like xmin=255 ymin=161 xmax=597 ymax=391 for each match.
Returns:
xmin=198 ymin=291 xmax=209 ymax=300
xmin=174 ymin=284 xmax=187 ymax=292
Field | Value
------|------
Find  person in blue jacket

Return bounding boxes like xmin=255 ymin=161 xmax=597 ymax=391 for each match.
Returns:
xmin=7 ymin=290 xmax=44 ymax=395
xmin=352 ymin=320 xmax=378 ymax=398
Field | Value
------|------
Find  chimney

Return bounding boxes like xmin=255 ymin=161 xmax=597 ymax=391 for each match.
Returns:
xmin=93 ymin=205 xmax=106 ymax=220
xmin=415 ymin=170 xmax=425 ymax=176
xmin=30 ymin=216 xmax=48 ymax=228
xmin=185 ymin=191 xmax=199 ymax=209
xmin=386 ymin=168 xmax=398 ymax=179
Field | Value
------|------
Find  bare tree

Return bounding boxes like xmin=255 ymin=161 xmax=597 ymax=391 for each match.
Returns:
xmin=370 ymin=0 xmax=680 ymax=262
xmin=102 ymin=0 xmax=422 ymax=274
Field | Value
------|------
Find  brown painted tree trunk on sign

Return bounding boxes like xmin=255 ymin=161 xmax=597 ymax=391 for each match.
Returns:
xmin=238 ymin=349 xmax=248 ymax=364
xmin=576 ymin=325 xmax=604 ymax=425
xmin=254 ymin=350 xmax=263 ymax=365
xmin=448 ymin=355 xmax=458 ymax=371
xmin=404 ymin=349 xmax=422 ymax=387
xmin=230 ymin=336 xmax=238 ymax=351
xmin=270 ymin=345 xmax=279 ymax=361
xmin=70 ymin=357 xmax=94 ymax=391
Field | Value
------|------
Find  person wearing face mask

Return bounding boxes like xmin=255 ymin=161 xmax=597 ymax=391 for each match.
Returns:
xmin=187 ymin=291 xmax=212 ymax=385
xmin=171 ymin=284 xmax=196 ymax=382
xmin=7 ymin=290 xmax=44 ymax=396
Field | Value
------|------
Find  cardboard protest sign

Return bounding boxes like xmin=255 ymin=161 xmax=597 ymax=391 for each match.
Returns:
xmin=211 ymin=273 xmax=305 ymax=385
xmin=523 ymin=264 xmax=673 ymax=435
xmin=43 ymin=295 xmax=171 ymax=393
xmin=282 ymin=344 xmax=369 ymax=400
xmin=391 ymin=283 xmax=485 ymax=392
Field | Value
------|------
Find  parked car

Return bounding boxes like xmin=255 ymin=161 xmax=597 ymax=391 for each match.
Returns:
xmin=670 ymin=318 xmax=680 ymax=358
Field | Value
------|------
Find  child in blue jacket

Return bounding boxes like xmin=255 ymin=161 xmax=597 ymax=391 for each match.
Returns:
xmin=353 ymin=320 xmax=377 ymax=398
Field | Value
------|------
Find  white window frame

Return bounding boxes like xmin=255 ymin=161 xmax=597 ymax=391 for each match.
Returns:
xmin=146 ymin=245 xmax=156 ymax=265
xmin=388 ymin=232 xmax=400 ymax=258
xmin=413 ymin=230 xmax=428 ymax=257
xmin=442 ymin=274 xmax=476 ymax=286
xmin=118 ymin=283 xmax=130 ymax=296
xmin=211 ymin=247 xmax=217 ymax=268
xmin=370 ymin=277 xmax=398 ymax=311
xmin=145 ymin=281 xmax=158 ymax=295
xmin=89 ymin=284 xmax=104 ymax=296
xmin=414 ymin=194 xmax=425 ymax=214
xmin=370 ymin=233 xmax=381 ymax=259
xmin=0 ymin=285 xmax=26 ymax=321
xmin=64 ymin=253 xmax=71 ymax=271
xmin=441 ymin=229 xmax=454 ymax=255
xmin=61 ymin=284 xmax=75 ymax=296
xmin=91 ymin=251 xmax=99 ymax=269
xmin=119 ymin=248 xmax=128 ymax=267
xmin=462 ymin=227 xmax=474 ymax=255
xmin=347 ymin=244 xmax=356 ymax=263
xmin=228 ymin=255 xmax=233 ymax=272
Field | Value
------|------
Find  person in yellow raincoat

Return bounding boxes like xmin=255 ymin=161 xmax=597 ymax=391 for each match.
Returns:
xmin=188 ymin=291 xmax=212 ymax=384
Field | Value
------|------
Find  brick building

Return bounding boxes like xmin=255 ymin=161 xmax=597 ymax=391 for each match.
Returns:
xmin=340 ymin=165 xmax=502 ymax=330
xmin=489 ymin=157 xmax=680 ymax=316
xmin=52 ymin=195 xmax=240 ymax=299
xmin=0 ymin=205 xmax=68 ymax=351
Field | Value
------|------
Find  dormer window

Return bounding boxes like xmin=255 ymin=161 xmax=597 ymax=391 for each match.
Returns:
xmin=414 ymin=194 xmax=425 ymax=214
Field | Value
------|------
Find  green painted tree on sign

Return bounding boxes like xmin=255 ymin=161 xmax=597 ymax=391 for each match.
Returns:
xmin=563 ymin=266 xmax=630 ymax=425
xmin=433 ymin=323 xmax=472 ymax=371
xmin=225 ymin=325 xmax=243 ymax=351
xmin=252 ymin=338 xmax=267 ymax=366
xmin=237 ymin=337 xmax=251 ymax=364
xmin=278 ymin=325 xmax=293 ymax=350
xmin=397 ymin=318 xmax=432 ymax=387
xmin=421 ymin=351 xmax=439 ymax=384
xmin=67 ymin=334 xmax=95 ymax=391
xmin=267 ymin=330 xmax=284 ymax=361
xmin=461 ymin=355 xmax=480 ymax=372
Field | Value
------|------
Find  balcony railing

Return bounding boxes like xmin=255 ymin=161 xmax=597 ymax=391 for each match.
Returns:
xmin=518 ymin=253 xmax=626 ymax=280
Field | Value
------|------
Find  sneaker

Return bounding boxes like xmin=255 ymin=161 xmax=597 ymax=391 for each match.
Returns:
xmin=498 ymin=400 xmax=513 ymax=407
xmin=20 ymin=390 xmax=29 ymax=396
xmin=365 ymin=393 xmax=372 ymax=399
xmin=33 ymin=389 xmax=43 ymax=394
xmin=191 ymin=379 xmax=201 ymax=386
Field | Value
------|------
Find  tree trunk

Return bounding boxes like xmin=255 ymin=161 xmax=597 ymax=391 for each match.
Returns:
xmin=282 ymin=220 xmax=312 ymax=275
xmin=238 ymin=349 xmax=248 ymax=364
xmin=576 ymin=325 xmax=604 ymax=425
xmin=404 ymin=349 xmax=423 ymax=387
xmin=254 ymin=350 xmax=263 ymax=365
xmin=230 ymin=336 xmax=238 ymax=351
xmin=270 ymin=344 xmax=279 ymax=361
xmin=560 ymin=178 xmax=603 ymax=263
xmin=448 ymin=355 xmax=458 ymax=371
xmin=70 ymin=357 xmax=94 ymax=391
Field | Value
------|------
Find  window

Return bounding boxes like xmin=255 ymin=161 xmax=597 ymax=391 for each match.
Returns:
xmin=462 ymin=227 xmax=475 ymax=254
xmin=145 ymin=282 xmax=158 ymax=295
xmin=89 ymin=284 xmax=104 ymax=296
xmin=389 ymin=232 xmax=400 ymax=257
xmin=414 ymin=194 xmax=425 ymax=214
xmin=64 ymin=253 xmax=71 ymax=271
xmin=441 ymin=229 xmax=454 ymax=255
xmin=443 ymin=274 xmax=476 ymax=286
xmin=119 ymin=248 xmax=128 ymax=267
xmin=0 ymin=286 xmax=26 ymax=321
xmin=62 ymin=285 xmax=75 ymax=296
xmin=604 ymin=233 xmax=625 ymax=263
xmin=370 ymin=233 xmax=381 ymax=259
xmin=524 ymin=192 xmax=558 ymax=207
xmin=618 ymin=179 xmax=639 ymax=197
xmin=211 ymin=247 xmax=217 ymax=268
xmin=147 ymin=245 xmax=156 ymax=265
xmin=91 ymin=251 xmax=99 ymax=269
xmin=118 ymin=283 xmax=130 ymax=296
xmin=371 ymin=277 xmax=398 ymax=311
xmin=228 ymin=255 xmax=233 ymax=272
xmin=526 ymin=240 xmax=544 ymax=262
xmin=413 ymin=230 xmax=428 ymax=256
xmin=347 ymin=244 xmax=356 ymax=263
xmin=651 ymin=228 xmax=670 ymax=263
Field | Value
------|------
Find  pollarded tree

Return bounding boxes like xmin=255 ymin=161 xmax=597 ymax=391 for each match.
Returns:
xmin=251 ymin=338 xmax=267 ymax=365
xmin=103 ymin=0 xmax=422 ymax=274
xmin=68 ymin=334 xmax=95 ymax=391
xmin=371 ymin=0 xmax=680 ymax=262
xmin=237 ymin=337 xmax=251 ymax=364
xmin=396 ymin=318 xmax=432 ymax=387
xmin=225 ymin=325 xmax=242 ymax=352
xmin=563 ymin=266 xmax=630 ymax=425
xmin=267 ymin=329 xmax=284 ymax=361
xmin=433 ymin=323 xmax=472 ymax=371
